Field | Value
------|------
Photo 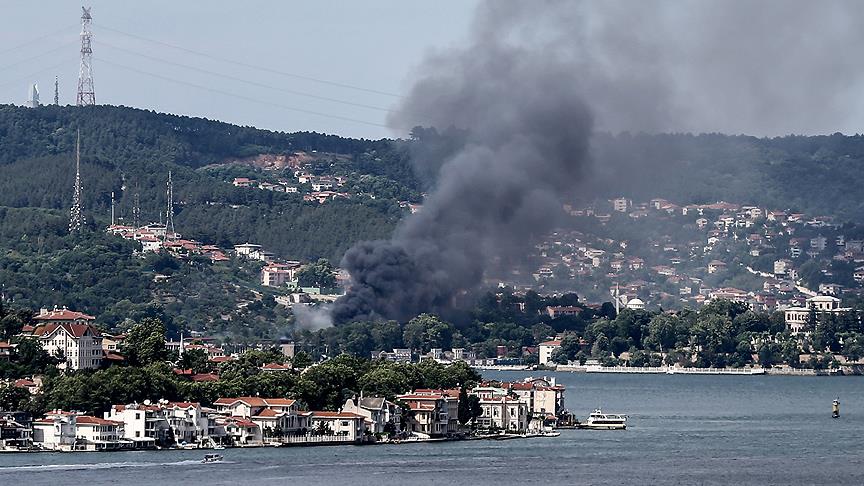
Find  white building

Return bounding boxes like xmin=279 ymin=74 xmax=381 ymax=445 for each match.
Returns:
xmin=309 ymin=411 xmax=367 ymax=441
xmin=261 ymin=262 xmax=301 ymax=287
xmin=73 ymin=416 xmax=126 ymax=450
xmin=32 ymin=411 xmax=77 ymax=450
xmin=397 ymin=390 xmax=460 ymax=437
xmin=341 ymin=397 xmax=402 ymax=435
xmin=105 ymin=403 xmax=170 ymax=447
xmin=476 ymin=397 xmax=530 ymax=433
xmin=783 ymin=295 xmax=851 ymax=335
xmin=32 ymin=308 xmax=103 ymax=370
xmin=611 ymin=197 xmax=631 ymax=213
xmin=626 ymin=298 xmax=646 ymax=310
xmin=538 ymin=340 xmax=561 ymax=365
xmin=213 ymin=397 xmax=308 ymax=437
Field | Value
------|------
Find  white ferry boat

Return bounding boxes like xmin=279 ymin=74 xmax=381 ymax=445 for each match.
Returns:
xmin=577 ymin=409 xmax=627 ymax=430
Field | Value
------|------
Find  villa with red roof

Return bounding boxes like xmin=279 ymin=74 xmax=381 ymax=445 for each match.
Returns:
xmin=214 ymin=397 xmax=309 ymax=437
xmin=33 ymin=307 xmax=103 ymax=370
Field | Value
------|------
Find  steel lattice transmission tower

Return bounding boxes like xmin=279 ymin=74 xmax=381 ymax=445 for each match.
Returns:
xmin=166 ymin=171 xmax=175 ymax=236
xmin=76 ymin=7 xmax=95 ymax=106
xmin=69 ymin=130 xmax=86 ymax=232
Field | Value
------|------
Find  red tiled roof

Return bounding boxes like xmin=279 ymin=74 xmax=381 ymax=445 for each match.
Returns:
xmin=76 ymin=416 xmax=122 ymax=426
xmin=227 ymin=417 xmax=258 ymax=428
xmin=191 ymin=373 xmax=219 ymax=382
xmin=168 ymin=402 xmax=200 ymax=409
xmin=34 ymin=323 xmax=101 ymax=338
xmin=14 ymin=379 xmax=36 ymax=388
xmin=539 ymin=340 xmax=562 ymax=346
xmin=214 ymin=397 xmax=296 ymax=407
xmin=34 ymin=309 xmax=95 ymax=321
xmin=253 ymin=408 xmax=280 ymax=418
xmin=261 ymin=363 xmax=290 ymax=370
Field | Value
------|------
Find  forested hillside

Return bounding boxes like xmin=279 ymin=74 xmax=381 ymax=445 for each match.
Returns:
xmin=0 ymin=104 xmax=416 ymax=260
xmin=589 ymin=132 xmax=864 ymax=220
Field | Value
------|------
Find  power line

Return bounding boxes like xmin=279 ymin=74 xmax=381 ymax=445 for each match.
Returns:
xmin=99 ymin=24 xmax=402 ymax=99
xmin=96 ymin=56 xmax=397 ymax=129
xmin=0 ymin=40 xmax=78 ymax=73
xmin=0 ymin=61 xmax=71 ymax=91
xmin=0 ymin=24 xmax=78 ymax=57
xmin=99 ymin=41 xmax=396 ymax=114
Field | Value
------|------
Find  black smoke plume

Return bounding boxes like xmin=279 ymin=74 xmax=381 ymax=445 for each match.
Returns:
xmin=316 ymin=0 xmax=864 ymax=325
xmin=327 ymin=7 xmax=594 ymax=325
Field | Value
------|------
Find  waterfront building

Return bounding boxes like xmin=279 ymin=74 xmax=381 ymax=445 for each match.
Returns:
xmin=0 ymin=414 xmax=32 ymax=449
xmin=784 ymin=295 xmax=852 ymax=335
xmin=213 ymin=397 xmax=309 ymax=436
xmin=220 ymin=417 xmax=262 ymax=445
xmin=73 ymin=416 xmax=127 ymax=450
xmin=397 ymin=389 xmax=460 ymax=437
xmin=341 ymin=396 xmax=402 ymax=435
xmin=105 ymin=403 xmax=171 ymax=448
xmin=309 ymin=411 xmax=367 ymax=440
xmin=33 ymin=411 xmax=76 ymax=450
xmin=538 ymin=340 xmax=561 ymax=365
xmin=476 ymin=397 xmax=529 ymax=432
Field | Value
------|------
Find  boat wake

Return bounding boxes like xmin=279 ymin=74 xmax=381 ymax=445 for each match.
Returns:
xmin=0 ymin=459 xmax=204 ymax=473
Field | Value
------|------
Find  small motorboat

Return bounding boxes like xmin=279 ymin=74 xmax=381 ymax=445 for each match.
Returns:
xmin=576 ymin=409 xmax=627 ymax=430
xmin=202 ymin=453 xmax=223 ymax=464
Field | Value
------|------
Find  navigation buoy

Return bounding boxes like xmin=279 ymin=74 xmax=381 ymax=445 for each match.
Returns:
xmin=832 ymin=398 xmax=840 ymax=419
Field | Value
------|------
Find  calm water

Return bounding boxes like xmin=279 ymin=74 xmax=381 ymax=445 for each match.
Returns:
xmin=3 ymin=372 xmax=863 ymax=485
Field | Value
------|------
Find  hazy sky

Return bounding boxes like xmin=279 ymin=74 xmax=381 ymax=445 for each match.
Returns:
xmin=0 ymin=1 xmax=478 ymax=139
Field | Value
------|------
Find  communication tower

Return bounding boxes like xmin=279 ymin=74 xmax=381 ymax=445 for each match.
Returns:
xmin=69 ymin=130 xmax=86 ymax=232
xmin=166 ymin=171 xmax=175 ymax=236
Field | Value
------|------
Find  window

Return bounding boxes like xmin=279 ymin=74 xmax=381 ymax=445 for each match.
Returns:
xmin=340 ymin=421 xmax=349 ymax=427
xmin=135 ymin=431 xmax=140 ymax=437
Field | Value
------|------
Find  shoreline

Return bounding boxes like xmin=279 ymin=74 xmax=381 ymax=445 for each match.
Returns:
xmin=0 ymin=432 xmax=558 ymax=455
xmin=527 ymin=365 xmax=861 ymax=376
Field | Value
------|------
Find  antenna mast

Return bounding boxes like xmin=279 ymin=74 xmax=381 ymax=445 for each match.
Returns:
xmin=69 ymin=130 xmax=86 ymax=232
xmin=166 ymin=171 xmax=175 ymax=236
xmin=132 ymin=189 xmax=141 ymax=228
xmin=76 ymin=7 xmax=95 ymax=106
xmin=54 ymin=76 xmax=59 ymax=105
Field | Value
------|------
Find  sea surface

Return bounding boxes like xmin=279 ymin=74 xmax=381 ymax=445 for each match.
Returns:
xmin=3 ymin=371 xmax=863 ymax=485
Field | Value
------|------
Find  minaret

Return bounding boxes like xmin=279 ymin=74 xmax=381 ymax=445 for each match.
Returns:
xmin=69 ymin=130 xmax=86 ymax=232
xmin=110 ymin=191 xmax=115 ymax=226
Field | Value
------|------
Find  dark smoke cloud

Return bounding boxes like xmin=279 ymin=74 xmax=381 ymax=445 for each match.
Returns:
xmin=456 ymin=0 xmax=864 ymax=136
xmin=318 ymin=0 xmax=864 ymax=325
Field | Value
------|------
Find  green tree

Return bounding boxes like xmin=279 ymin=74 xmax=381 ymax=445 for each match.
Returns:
xmin=120 ymin=318 xmax=171 ymax=366
xmin=457 ymin=386 xmax=481 ymax=425
xmin=402 ymin=314 xmax=454 ymax=353
xmin=0 ymin=383 xmax=31 ymax=411
xmin=178 ymin=348 xmax=212 ymax=374
xmin=297 ymin=259 xmax=336 ymax=289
